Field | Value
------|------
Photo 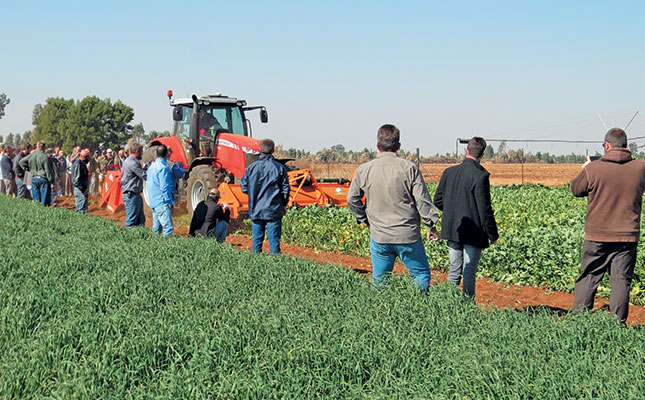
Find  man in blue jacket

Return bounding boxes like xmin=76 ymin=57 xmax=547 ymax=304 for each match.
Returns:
xmin=241 ymin=138 xmax=290 ymax=254
xmin=146 ymin=145 xmax=175 ymax=237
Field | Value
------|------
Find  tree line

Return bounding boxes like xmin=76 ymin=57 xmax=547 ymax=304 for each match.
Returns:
xmin=275 ymin=143 xmax=601 ymax=164
xmin=1 ymin=92 xmax=641 ymax=163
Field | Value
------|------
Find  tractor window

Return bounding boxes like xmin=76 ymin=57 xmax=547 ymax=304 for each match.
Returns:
xmin=200 ymin=107 xmax=245 ymax=136
xmin=174 ymin=106 xmax=192 ymax=140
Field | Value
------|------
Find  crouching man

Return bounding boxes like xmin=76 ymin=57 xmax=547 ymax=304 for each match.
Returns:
xmin=189 ymin=188 xmax=231 ymax=243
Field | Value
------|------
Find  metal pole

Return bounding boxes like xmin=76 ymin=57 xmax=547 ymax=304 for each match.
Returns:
xmin=416 ymin=148 xmax=420 ymax=169
xmin=625 ymin=110 xmax=640 ymax=131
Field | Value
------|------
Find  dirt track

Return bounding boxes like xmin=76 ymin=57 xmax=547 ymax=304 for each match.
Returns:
xmin=54 ymin=193 xmax=645 ymax=325
xmin=297 ymin=162 xmax=582 ymax=186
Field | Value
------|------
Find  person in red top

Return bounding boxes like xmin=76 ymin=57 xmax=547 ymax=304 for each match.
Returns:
xmin=570 ymin=127 xmax=645 ymax=324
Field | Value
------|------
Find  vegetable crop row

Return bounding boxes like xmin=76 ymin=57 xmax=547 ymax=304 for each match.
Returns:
xmin=282 ymin=184 xmax=645 ymax=304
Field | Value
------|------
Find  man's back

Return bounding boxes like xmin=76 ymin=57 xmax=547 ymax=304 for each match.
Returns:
xmin=72 ymin=159 xmax=89 ymax=191
xmin=147 ymin=158 xmax=174 ymax=209
xmin=571 ymin=148 xmax=645 ymax=242
xmin=348 ymin=152 xmax=437 ymax=244
xmin=240 ymin=154 xmax=289 ymax=221
xmin=434 ymin=159 xmax=498 ymax=249
xmin=0 ymin=154 xmax=13 ymax=179
xmin=21 ymin=150 xmax=53 ymax=182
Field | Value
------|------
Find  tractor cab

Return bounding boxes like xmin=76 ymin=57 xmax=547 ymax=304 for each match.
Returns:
xmin=169 ymin=93 xmax=268 ymax=167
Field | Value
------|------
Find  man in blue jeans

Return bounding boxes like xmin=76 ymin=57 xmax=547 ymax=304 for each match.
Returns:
xmin=241 ymin=138 xmax=290 ymax=254
xmin=348 ymin=124 xmax=440 ymax=291
xmin=120 ymin=141 xmax=147 ymax=228
xmin=19 ymin=140 xmax=54 ymax=206
xmin=146 ymin=145 xmax=174 ymax=236
xmin=433 ymin=137 xmax=498 ymax=298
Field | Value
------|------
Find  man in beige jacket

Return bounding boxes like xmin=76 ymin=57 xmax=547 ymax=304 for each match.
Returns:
xmin=348 ymin=124 xmax=439 ymax=291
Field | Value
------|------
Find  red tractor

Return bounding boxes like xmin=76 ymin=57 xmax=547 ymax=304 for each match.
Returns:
xmin=100 ymin=90 xmax=351 ymax=217
xmin=142 ymin=91 xmax=268 ymax=215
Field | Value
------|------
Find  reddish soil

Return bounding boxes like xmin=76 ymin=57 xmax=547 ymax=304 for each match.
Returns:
xmin=55 ymin=194 xmax=645 ymax=325
xmin=299 ymin=162 xmax=581 ymax=186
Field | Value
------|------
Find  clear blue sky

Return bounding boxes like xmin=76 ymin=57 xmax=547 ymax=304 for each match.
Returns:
xmin=1 ymin=1 xmax=644 ymax=155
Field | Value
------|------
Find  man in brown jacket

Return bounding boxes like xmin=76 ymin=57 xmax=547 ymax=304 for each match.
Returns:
xmin=570 ymin=128 xmax=645 ymax=324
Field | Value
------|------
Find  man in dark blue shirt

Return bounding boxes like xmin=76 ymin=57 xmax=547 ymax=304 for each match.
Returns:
xmin=240 ymin=138 xmax=290 ymax=254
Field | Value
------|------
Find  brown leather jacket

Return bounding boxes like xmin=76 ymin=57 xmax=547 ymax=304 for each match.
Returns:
xmin=571 ymin=148 xmax=645 ymax=242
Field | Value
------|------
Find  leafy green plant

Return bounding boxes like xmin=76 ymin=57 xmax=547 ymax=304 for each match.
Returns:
xmin=282 ymin=184 xmax=645 ymax=304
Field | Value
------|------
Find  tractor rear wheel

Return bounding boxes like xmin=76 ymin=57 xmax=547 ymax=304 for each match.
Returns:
xmin=186 ymin=165 xmax=222 ymax=217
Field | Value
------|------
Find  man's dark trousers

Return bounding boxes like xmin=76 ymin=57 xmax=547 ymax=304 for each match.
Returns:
xmin=572 ymin=240 xmax=637 ymax=324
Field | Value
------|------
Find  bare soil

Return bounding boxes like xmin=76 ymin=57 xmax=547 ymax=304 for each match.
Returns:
xmin=54 ymin=191 xmax=645 ymax=325
xmin=296 ymin=162 xmax=582 ymax=186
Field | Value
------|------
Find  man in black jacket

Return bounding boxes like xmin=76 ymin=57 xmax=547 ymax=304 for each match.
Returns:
xmin=72 ymin=148 xmax=90 ymax=214
xmin=189 ymin=188 xmax=231 ymax=242
xmin=433 ymin=137 xmax=498 ymax=298
xmin=13 ymin=143 xmax=32 ymax=199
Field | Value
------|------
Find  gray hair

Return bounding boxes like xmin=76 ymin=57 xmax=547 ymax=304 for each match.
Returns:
xmin=605 ymin=127 xmax=627 ymax=148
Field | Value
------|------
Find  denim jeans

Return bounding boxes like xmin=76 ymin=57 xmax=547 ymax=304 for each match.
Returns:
xmin=31 ymin=177 xmax=51 ymax=206
xmin=152 ymin=204 xmax=174 ymax=236
xmin=73 ymin=187 xmax=88 ymax=214
xmin=212 ymin=220 xmax=229 ymax=243
xmin=447 ymin=241 xmax=483 ymax=297
xmin=16 ymin=177 xmax=30 ymax=199
xmin=252 ymin=219 xmax=282 ymax=254
xmin=123 ymin=193 xmax=145 ymax=228
xmin=370 ymin=238 xmax=431 ymax=291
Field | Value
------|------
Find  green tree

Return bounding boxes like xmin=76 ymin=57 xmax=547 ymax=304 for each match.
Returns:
xmin=5 ymin=133 xmax=14 ymax=147
xmin=144 ymin=130 xmax=171 ymax=143
xmin=0 ymin=93 xmax=10 ymax=120
xmin=0 ymin=134 xmax=4 ymax=143
xmin=33 ymin=96 xmax=134 ymax=152
xmin=130 ymin=122 xmax=145 ymax=143
xmin=32 ymin=103 xmax=43 ymax=125
xmin=484 ymin=145 xmax=494 ymax=160
xmin=22 ymin=130 xmax=34 ymax=145
xmin=33 ymin=98 xmax=74 ymax=148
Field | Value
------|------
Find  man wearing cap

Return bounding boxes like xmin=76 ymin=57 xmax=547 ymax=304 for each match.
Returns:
xmin=72 ymin=148 xmax=91 ymax=213
xmin=241 ymin=138 xmax=290 ymax=254
xmin=20 ymin=141 xmax=55 ymax=205
xmin=189 ymin=188 xmax=231 ymax=242
xmin=121 ymin=141 xmax=147 ymax=227
xmin=147 ymin=144 xmax=175 ymax=236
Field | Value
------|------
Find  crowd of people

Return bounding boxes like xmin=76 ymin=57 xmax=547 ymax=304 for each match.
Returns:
xmin=0 ymin=140 xmax=127 ymax=205
xmin=2 ymin=126 xmax=643 ymax=324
